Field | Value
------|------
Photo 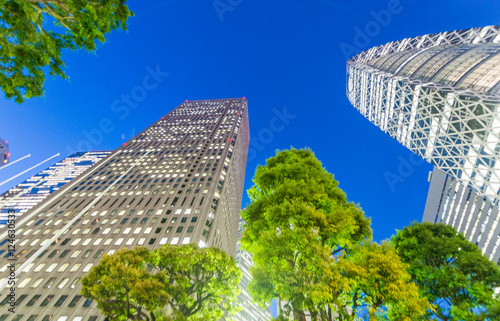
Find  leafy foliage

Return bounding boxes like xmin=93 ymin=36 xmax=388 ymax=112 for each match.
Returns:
xmin=81 ymin=244 xmax=241 ymax=321
xmin=151 ymin=243 xmax=242 ymax=321
xmin=0 ymin=0 xmax=133 ymax=102
xmin=392 ymin=222 xmax=500 ymax=320
xmin=331 ymin=242 xmax=429 ymax=320
xmin=81 ymin=247 xmax=169 ymax=321
xmin=242 ymin=148 xmax=426 ymax=320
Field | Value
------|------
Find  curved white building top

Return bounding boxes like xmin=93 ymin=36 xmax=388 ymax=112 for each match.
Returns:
xmin=347 ymin=25 xmax=500 ymax=202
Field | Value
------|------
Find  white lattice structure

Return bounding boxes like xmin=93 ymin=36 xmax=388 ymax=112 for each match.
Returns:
xmin=347 ymin=25 xmax=500 ymax=202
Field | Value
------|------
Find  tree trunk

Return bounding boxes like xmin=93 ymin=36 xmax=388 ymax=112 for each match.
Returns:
xmin=293 ymin=310 xmax=307 ymax=321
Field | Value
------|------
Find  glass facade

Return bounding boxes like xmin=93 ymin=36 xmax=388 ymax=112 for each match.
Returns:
xmin=0 ymin=98 xmax=250 ymax=321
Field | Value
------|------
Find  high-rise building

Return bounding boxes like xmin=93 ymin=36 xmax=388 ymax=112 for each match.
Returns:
xmin=347 ymin=25 xmax=500 ymax=202
xmin=0 ymin=98 xmax=249 ymax=321
xmin=235 ymin=218 xmax=272 ymax=321
xmin=0 ymin=139 xmax=9 ymax=168
xmin=0 ymin=151 xmax=111 ymax=225
xmin=346 ymin=26 xmax=500 ymax=261
xmin=423 ymin=167 xmax=500 ymax=263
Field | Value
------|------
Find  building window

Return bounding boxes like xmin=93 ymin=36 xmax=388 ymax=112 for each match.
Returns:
xmin=68 ymin=296 xmax=82 ymax=307
xmin=31 ymin=278 xmax=44 ymax=288
xmin=59 ymin=250 xmax=70 ymax=258
xmin=40 ymin=295 xmax=55 ymax=306
xmin=16 ymin=294 xmax=28 ymax=305
xmin=82 ymin=299 xmax=93 ymax=307
xmin=70 ymin=278 xmax=81 ymax=289
xmin=43 ymin=278 xmax=56 ymax=289
xmin=83 ymin=263 xmax=93 ymax=272
xmin=57 ymin=278 xmax=69 ymax=289
xmin=26 ymin=295 xmax=41 ymax=306
xmin=54 ymin=295 xmax=68 ymax=307
xmin=18 ymin=278 xmax=32 ymax=288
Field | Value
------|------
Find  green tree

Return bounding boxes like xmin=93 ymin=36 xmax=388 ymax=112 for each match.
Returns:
xmin=151 ymin=243 xmax=242 ymax=321
xmin=81 ymin=247 xmax=170 ymax=321
xmin=81 ymin=244 xmax=241 ymax=321
xmin=0 ymin=0 xmax=133 ymax=103
xmin=392 ymin=222 xmax=500 ymax=320
xmin=330 ymin=242 xmax=429 ymax=321
xmin=242 ymin=148 xmax=426 ymax=320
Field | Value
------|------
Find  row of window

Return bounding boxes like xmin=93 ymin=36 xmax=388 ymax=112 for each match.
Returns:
xmin=0 ymin=293 xmax=92 ymax=309
xmin=1 ymin=221 xmax=206 ymax=259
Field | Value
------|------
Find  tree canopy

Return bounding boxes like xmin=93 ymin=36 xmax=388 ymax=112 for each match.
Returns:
xmin=241 ymin=148 xmax=427 ymax=320
xmin=0 ymin=0 xmax=134 ymax=103
xmin=81 ymin=244 xmax=241 ymax=321
xmin=392 ymin=222 xmax=500 ymax=320
xmin=331 ymin=242 xmax=428 ymax=321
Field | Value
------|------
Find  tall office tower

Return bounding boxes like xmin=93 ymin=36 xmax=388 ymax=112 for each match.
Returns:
xmin=423 ymin=167 xmax=500 ymax=263
xmin=347 ymin=25 xmax=500 ymax=202
xmin=0 ymin=98 xmax=249 ymax=321
xmin=0 ymin=139 xmax=9 ymax=168
xmin=0 ymin=151 xmax=111 ymax=225
xmin=235 ymin=218 xmax=272 ymax=321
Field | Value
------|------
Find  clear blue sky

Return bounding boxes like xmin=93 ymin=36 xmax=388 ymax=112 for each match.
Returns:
xmin=0 ymin=0 xmax=499 ymax=242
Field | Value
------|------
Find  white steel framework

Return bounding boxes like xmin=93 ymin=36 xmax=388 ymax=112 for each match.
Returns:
xmin=347 ymin=25 xmax=500 ymax=202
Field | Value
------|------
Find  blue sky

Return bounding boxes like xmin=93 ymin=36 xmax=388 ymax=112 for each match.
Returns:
xmin=0 ymin=0 xmax=499 ymax=242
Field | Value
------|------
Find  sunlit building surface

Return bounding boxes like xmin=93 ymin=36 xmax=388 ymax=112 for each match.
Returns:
xmin=235 ymin=218 xmax=272 ymax=321
xmin=0 ymin=151 xmax=111 ymax=225
xmin=0 ymin=139 xmax=9 ymax=168
xmin=347 ymin=25 xmax=500 ymax=202
xmin=0 ymin=98 xmax=249 ymax=320
xmin=423 ymin=167 xmax=500 ymax=263
xmin=347 ymin=25 xmax=500 ymax=263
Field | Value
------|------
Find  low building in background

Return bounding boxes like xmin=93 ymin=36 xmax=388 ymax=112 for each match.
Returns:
xmin=0 ymin=151 xmax=111 ymax=225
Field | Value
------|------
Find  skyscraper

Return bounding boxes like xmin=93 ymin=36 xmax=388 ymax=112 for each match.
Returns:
xmin=0 ymin=151 xmax=110 ymax=225
xmin=346 ymin=25 xmax=500 ymax=261
xmin=347 ymin=25 xmax=500 ymax=202
xmin=0 ymin=98 xmax=249 ymax=321
xmin=0 ymin=139 xmax=9 ymax=168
